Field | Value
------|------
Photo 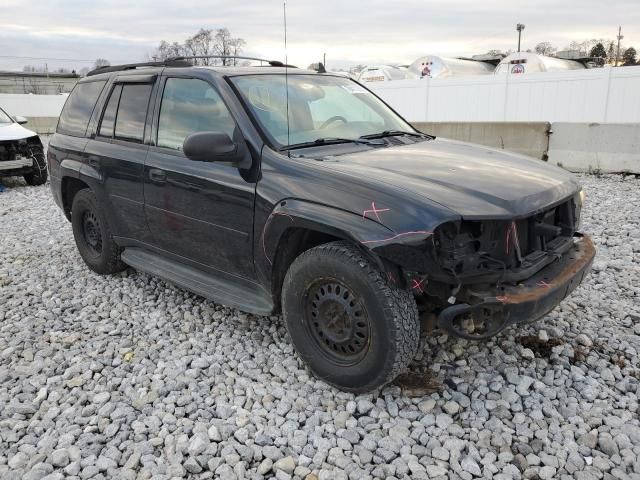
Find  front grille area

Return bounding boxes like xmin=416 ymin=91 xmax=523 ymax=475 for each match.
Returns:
xmin=433 ymin=198 xmax=579 ymax=281
xmin=0 ymin=138 xmax=35 ymax=163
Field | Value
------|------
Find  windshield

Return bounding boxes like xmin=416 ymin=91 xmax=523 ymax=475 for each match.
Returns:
xmin=231 ymin=74 xmax=415 ymax=148
xmin=0 ymin=107 xmax=13 ymax=125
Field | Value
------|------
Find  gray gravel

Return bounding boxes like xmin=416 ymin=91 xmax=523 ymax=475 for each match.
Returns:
xmin=0 ymin=172 xmax=639 ymax=480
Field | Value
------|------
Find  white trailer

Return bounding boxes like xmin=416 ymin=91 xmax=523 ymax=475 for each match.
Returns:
xmin=357 ymin=65 xmax=417 ymax=83
xmin=408 ymin=56 xmax=495 ymax=78
xmin=494 ymin=52 xmax=585 ymax=74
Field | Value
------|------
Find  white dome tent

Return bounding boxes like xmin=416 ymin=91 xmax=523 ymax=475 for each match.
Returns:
xmin=494 ymin=52 xmax=585 ymax=74
xmin=357 ymin=65 xmax=417 ymax=83
xmin=408 ymin=56 xmax=495 ymax=78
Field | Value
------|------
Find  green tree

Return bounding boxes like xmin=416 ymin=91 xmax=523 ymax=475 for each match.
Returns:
xmin=590 ymin=42 xmax=607 ymax=58
xmin=622 ymin=47 xmax=637 ymax=65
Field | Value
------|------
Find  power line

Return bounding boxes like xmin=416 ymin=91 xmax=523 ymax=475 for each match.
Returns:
xmin=0 ymin=55 xmax=134 ymax=63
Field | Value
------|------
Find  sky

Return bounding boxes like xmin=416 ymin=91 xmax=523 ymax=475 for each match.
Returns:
xmin=0 ymin=0 xmax=638 ymax=72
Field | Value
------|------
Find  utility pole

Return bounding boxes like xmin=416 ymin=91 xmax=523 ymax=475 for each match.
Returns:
xmin=323 ymin=52 xmax=326 ymax=69
xmin=516 ymin=24 xmax=525 ymax=52
xmin=615 ymin=26 xmax=624 ymax=66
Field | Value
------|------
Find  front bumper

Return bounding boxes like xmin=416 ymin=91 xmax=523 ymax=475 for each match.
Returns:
xmin=438 ymin=234 xmax=596 ymax=340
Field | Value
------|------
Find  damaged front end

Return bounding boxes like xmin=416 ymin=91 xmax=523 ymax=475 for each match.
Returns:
xmin=376 ymin=193 xmax=595 ymax=340
xmin=0 ymin=136 xmax=43 ymax=177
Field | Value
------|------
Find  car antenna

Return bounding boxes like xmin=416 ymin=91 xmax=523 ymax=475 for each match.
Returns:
xmin=283 ymin=1 xmax=291 ymax=154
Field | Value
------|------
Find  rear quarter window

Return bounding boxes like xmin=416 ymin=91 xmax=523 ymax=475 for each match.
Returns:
xmin=57 ymin=81 xmax=106 ymax=137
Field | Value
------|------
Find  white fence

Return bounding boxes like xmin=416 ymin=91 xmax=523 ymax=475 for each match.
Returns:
xmin=2 ymin=66 xmax=640 ymax=124
xmin=368 ymin=65 xmax=640 ymax=123
xmin=0 ymin=93 xmax=67 ymax=117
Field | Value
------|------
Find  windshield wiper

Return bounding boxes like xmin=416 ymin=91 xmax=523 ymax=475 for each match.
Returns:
xmin=360 ymin=130 xmax=431 ymax=139
xmin=282 ymin=137 xmax=384 ymax=150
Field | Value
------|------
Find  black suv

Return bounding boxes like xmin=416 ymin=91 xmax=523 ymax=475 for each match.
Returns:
xmin=48 ymin=58 xmax=595 ymax=392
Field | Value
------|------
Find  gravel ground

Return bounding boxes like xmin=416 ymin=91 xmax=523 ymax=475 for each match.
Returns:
xmin=0 ymin=172 xmax=639 ymax=480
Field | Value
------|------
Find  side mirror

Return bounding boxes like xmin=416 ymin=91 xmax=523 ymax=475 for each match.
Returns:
xmin=183 ymin=131 xmax=251 ymax=169
xmin=14 ymin=115 xmax=28 ymax=125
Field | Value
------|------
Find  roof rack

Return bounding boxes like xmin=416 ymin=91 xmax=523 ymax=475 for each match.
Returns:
xmin=86 ymin=59 xmax=192 ymax=77
xmin=168 ymin=55 xmax=296 ymax=68
xmin=86 ymin=55 xmax=296 ymax=77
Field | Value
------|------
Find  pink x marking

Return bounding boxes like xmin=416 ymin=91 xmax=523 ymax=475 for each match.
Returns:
xmin=362 ymin=201 xmax=390 ymax=222
xmin=537 ymin=280 xmax=553 ymax=289
xmin=496 ymin=295 xmax=509 ymax=304
xmin=411 ymin=278 xmax=425 ymax=294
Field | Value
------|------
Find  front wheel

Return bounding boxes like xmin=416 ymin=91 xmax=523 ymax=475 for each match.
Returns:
xmin=23 ymin=151 xmax=48 ymax=186
xmin=282 ymin=241 xmax=420 ymax=393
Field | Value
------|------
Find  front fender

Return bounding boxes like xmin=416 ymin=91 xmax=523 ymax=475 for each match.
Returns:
xmin=256 ymin=198 xmax=443 ymax=288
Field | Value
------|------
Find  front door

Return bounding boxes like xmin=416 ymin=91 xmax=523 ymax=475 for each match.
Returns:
xmin=143 ymin=76 xmax=256 ymax=278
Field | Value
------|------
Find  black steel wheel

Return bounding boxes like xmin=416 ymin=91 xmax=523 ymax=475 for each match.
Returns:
xmin=282 ymin=241 xmax=420 ymax=393
xmin=71 ymin=189 xmax=125 ymax=275
xmin=305 ymin=279 xmax=371 ymax=365
xmin=82 ymin=210 xmax=103 ymax=256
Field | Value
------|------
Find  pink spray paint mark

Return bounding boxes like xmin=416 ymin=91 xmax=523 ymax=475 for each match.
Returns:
xmin=362 ymin=201 xmax=390 ymax=222
xmin=362 ymin=230 xmax=433 ymax=245
xmin=505 ymin=221 xmax=521 ymax=257
xmin=411 ymin=278 xmax=425 ymax=294
xmin=537 ymin=280 xmax=553 ymax=289
xmin=496 ymin=295 xmax=509 ymax=304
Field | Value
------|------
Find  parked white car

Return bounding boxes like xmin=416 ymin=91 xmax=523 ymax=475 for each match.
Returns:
xmin=0 ymin=107 xmax=47 ymax=185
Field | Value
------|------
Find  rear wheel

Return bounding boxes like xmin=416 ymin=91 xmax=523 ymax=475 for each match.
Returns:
xmin=282 ymin=241 xmax=420 ymax=393
xmin=23 ymin=150 xmax=48 ymax=186
xmin=71 ymin=189 xmax=125 ymax=274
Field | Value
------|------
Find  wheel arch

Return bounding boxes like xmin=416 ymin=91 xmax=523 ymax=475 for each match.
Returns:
xmin=261 ymin=199 xmax=402 ymax=312
xmin=61 ymin=176 xmax=91 ymax=220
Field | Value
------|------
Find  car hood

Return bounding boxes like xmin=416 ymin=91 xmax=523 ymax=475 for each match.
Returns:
xmin=316 ymin=138 xmax=581 ymax=219
xmin=0 ymin=122 xmax=37 ymax=141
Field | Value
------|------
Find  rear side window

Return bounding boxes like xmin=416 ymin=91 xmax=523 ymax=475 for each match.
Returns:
xmin=98 ymin=85 xmax=122 ymax=138
xmin=114 ymin=84 xmax=152 ymax=142
xmin=157 ymin=78 xmax=236 ymax=151
xmin=57 ymin=81 xmax=106 ymax=137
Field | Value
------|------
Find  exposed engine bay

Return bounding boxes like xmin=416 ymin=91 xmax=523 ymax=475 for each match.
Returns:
xmin=0 ymin=136 xmax=43 ymax=173
xmin=387 ymin=193 xmax=592 ymax=340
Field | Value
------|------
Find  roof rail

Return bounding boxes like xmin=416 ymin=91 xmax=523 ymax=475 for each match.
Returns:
xmin=168 ymin=55 xmax=296 ymax=68
xmin=85 ymin=56 xmax=297 ymax=77
xmin=86 ymin=59 xmax=191 ymax=77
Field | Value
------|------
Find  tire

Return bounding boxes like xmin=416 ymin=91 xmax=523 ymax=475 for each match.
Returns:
xmin=282 ymin=241 xmax=420 ymax=393
xmin=70 ymin=189 xmax=125 ymax=275
xmin=23 ymin=151 xmax=48 ymax=186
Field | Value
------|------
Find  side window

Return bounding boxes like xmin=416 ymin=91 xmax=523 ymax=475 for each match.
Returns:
xmin=57 ymin=81 xmax=106 ymax=137
xmin=157 ymin=78 xmax=236 ymax=151
xmin=113 ymin=84 xmax=153 ymax=142
xmin=98 ymin=85 xmax=122 ymax=138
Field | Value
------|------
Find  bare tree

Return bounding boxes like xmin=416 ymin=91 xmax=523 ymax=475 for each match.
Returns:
xmin=152 ymin=28 xmax=246 ymax=66
xmin=93 ymin=58 xmax=111 ymax=70
xmin=534 ymin=42 xmax=556 ymax=56
xmin=191 ymin=29 xmax=215 ymax=65
xmin=228 ymin=37 xmax=247 ymax=65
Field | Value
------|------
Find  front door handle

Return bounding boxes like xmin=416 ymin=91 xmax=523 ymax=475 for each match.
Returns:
xmin=149 ymin=168 xmax=167 ymax=184
xmin=88 ymin=156 xmax=100 ymax=167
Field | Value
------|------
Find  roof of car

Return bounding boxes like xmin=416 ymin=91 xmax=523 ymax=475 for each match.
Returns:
xmin=190 ymin=65 xmax=319 ymax=76
xmin=80 ymin=65 xmax=323 ymax=83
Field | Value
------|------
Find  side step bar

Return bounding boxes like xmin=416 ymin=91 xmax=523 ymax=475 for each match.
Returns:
xmin=121 ymin=247 xmax=273 ymax=316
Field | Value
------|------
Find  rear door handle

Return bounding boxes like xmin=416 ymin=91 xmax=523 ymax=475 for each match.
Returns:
xmin=88 ymin=156 xmax=100 ymax=167
xmin=149 ymin=168 xmax=167 ymax=183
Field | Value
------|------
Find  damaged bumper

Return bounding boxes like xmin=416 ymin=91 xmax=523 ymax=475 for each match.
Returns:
xmin=438 ymin=234 xmax=596 ymax=340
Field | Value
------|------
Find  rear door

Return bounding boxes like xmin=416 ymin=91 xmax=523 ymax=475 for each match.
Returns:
xmin=143 ymin=74 xmax=256 ymax=278
xmin=83 ymin=75 xmax=157 ymax=242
